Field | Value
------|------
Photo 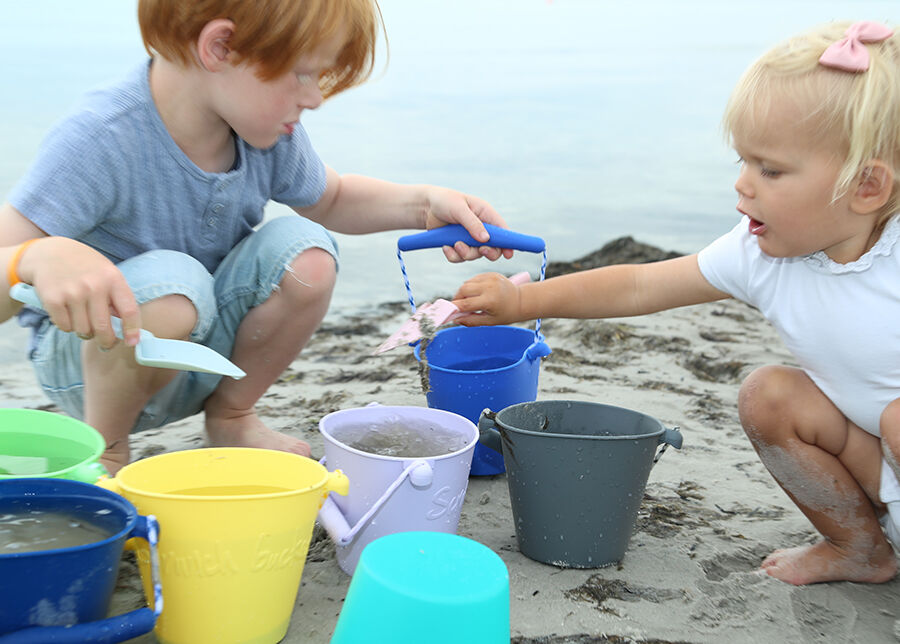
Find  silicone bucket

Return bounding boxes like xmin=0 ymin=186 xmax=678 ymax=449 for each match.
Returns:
xmin=396 ymin=224 xmax=551 ymax=477
xmin=317 ymin=405 xmax=477 ymax=575
xmin=0 ymin=478 xmax=161 ymax=644
xmin=479 ymin=401 xmax=683 ymax=567
xmin=415 ymin=326 xmax=551 ymax=475
xmin=331 ymin=532 xmax=510 ymax=644
xmin=98 ymin=447 xmax=348 ymax=644
xmin=0 ymin=409 xmax=108 ymax=482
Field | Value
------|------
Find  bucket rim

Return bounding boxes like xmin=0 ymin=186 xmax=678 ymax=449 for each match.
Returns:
xmin=0 ymin=478 xmax=137 ymax=559
xmin=0 ymin=409 xmax=106 ymax=479
xmin=493 ymin=400 xmax=667 ymax=441
xmin=413 ymin=325 xmax=542 ymax=374
xmin=110 ymin=447 xmax=333 ymax=501
xmin=319 ymin=405 xmax=478 ymax=462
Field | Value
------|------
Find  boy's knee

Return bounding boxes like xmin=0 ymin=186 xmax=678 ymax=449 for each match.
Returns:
xmin=142 ymin=293 xmax=199 ymax=338
xmin=281 ymin=247 xmax=336 ymax=300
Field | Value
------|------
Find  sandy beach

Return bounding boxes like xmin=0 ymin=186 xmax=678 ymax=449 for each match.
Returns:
xmin=4 ymin=238 xmax=900 ymax=644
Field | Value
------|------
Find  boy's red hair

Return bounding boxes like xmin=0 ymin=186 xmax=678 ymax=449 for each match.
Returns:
xmin=138 ymin=0 xmax=381 ymax=98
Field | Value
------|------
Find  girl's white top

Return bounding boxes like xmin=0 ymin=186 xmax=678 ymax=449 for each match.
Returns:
xmin=698 ymin=214 xmax=900 ymax=437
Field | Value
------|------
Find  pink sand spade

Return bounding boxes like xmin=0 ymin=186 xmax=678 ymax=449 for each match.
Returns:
xmin=374 ymin=270 xmax=532 ymax=354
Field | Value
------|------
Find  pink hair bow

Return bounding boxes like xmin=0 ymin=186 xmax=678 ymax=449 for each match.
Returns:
xmin=819 ymin=21 xmax=894 ymax=72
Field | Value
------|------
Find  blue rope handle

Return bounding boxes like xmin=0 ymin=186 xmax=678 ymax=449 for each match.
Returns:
xmin=395 ymin=223 xmax=547 ymax=339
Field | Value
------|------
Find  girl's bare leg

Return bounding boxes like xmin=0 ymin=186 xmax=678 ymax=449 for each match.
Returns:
xmin=83 ymin=294 xmax=198 ymax=474
xmin=880 ymin=398 xmax=900 ymax=482
xmin=203 ymin=247 xmax=335 ymax=456
xmin=738 ymin=365 xmax=897 ymax=585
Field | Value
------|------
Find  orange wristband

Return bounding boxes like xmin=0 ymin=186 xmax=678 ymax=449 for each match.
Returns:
xmin=6 ymin=239 xmax=40 ymax=288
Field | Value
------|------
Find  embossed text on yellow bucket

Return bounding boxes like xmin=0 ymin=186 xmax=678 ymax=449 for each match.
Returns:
xmin=98 ymin=447 xmax=348 ymax=644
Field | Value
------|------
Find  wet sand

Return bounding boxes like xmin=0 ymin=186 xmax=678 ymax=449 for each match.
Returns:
xmin=4 ymin=238 xmax=900 ymax=643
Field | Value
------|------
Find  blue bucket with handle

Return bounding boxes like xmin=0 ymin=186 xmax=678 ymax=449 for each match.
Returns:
xmin=397 ymin=224 xmax=552 ymax=475
xmin=0 ymin=478 xmax=162 ymax=644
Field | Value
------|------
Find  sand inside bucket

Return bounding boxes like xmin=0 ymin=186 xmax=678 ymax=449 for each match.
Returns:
xmin=0 ymin=509 xmax=113 ymax=554
xmin=328 ymin=418 xmax=470 ymax=458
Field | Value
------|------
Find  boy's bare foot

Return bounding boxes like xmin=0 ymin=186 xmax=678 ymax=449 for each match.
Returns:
xmin=760 ymin=540 xmax=897 ymax=585
xmin=205 ymin=410 xmax=311 ymax=458
xmin=100 ymin=440 xmax=131 ymax=476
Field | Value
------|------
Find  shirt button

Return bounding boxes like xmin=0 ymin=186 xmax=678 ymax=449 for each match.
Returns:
xmin=207 ymin=218 xmax=216 ymax=227
xmin=212 ymin=203 xmax=224 ymax=213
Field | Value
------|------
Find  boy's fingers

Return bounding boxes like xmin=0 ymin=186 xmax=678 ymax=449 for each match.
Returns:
xmin=48 ymin=304 xmax=73 ymax=335
xmin=454 ymin=209 xmax=490 ymax=244
xmin=87 ymin=295 xmax=118 ymax=349
xmin=480 ymin=247 xmax=503 ymax=261
xmin=442 ymin=245 xmax=464 ymax=263
xmin=68 ymin=304 xmax=91 ymax=337
xmin=109 ymin=283 xmax=141 ymax=347
xmin=454 ymin=241 xmax=485 ymax=262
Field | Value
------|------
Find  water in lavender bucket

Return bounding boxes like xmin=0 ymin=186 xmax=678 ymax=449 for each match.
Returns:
xmin=328 ymin=416 xmax=469 ymax=458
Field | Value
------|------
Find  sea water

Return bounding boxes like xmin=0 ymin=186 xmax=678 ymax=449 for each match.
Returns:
xmin=3 ymin=0 xmax=895 ymax=322
xmin=329 ymin=420 xmax=469 ymax=457
xmin=0 ymin=509 xmax=112 ymax=553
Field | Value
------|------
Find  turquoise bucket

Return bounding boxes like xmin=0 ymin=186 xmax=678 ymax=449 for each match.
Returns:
xmin=331 ymin=531 xmax=509 ymax=643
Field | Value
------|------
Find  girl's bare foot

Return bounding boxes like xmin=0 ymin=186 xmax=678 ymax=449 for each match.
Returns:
xmin=205 ymin=410 xmax=311 ymax=458
xmin=760 ymin=540 xmax=897 ymax=585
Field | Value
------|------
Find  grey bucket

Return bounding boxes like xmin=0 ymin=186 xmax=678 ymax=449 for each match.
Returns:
xmin=479 ymin=400 xmax=682 ymax=568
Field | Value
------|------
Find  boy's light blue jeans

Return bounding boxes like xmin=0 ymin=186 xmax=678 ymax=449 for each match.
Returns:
xmin=29 ymin=216 xmax=338 ymax=432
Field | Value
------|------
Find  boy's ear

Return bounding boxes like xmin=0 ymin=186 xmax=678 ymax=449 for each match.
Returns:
xmin=851 ymin=160 xmax=894 ymax=214
xmin=196 ymin=19 xmax=236 ymax=72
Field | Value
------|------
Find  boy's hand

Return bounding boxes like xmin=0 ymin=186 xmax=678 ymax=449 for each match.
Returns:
xmin=18 ymin=237 xmax=141 ymax=349
xmin=452 ymin=272 xmax=523 ymax=326
xmin=423 ymin=189 xmax=515 ymax=263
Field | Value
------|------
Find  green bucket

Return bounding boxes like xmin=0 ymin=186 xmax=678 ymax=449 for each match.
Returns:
xmin=0 ymin=409 xmax=108 ymax=482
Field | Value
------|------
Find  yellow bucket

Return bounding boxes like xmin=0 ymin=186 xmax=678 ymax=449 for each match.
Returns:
xmin=99 ymin=447 xmax=348 ymax=644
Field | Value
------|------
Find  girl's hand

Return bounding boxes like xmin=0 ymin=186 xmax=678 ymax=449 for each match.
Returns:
xmin=15 ymin=237 xmax=141 ymax=349
xmin=423 ymin=188 xmax=515 ymax=263
xmin=451 ymin=272 xmax=523 ymax=326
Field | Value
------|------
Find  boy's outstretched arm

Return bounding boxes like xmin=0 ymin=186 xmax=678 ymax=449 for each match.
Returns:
xmin=452 ymin=254 xmax=729 ymax=326
xmin=293 ymin=167 xmax=513 ymax=262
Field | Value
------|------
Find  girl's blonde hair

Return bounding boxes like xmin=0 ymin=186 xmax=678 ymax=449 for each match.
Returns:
xmin=138 ymin=0 xmax=383 ymax=98
xmin=723 ymin=21 xmax=900 ymax=218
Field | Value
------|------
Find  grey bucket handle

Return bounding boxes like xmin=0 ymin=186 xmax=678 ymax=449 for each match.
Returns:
xmin=477 ymin=410 xmax=502 ymax=453
xmin=653 ymin=426 xmax=682 ymax=464
xmin=479 ymin=409 xmax=682 ymax=464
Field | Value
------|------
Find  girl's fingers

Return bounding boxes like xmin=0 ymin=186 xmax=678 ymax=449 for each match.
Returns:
xmin=452 ymin=294 xmax=485 ymax=313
